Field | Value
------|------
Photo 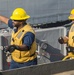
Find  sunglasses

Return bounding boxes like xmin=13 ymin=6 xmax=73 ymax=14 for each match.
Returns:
xmin=13 ymin=20 xmax=23 ymax=22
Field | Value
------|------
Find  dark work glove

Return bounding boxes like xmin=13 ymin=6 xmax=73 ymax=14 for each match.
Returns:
xmin=58 ymin=37 xmax=64 ymax=44
xmin=4 ymin=45 xmax=20 ymax=53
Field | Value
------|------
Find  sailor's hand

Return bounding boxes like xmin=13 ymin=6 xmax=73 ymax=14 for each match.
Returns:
xmin=4 ymin=45 xmax=17 ymax=53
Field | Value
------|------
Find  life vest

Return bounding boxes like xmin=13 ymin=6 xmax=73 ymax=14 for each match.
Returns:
xmin=68 ymin=24 xmax=74 ymax=47
xmin=11 ymin=24 xmax=37 ymax=63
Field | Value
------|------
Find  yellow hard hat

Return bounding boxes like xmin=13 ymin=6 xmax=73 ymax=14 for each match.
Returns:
xmin=10 ymin=8 xmax=30 ymax=20
xmin=68 ymin=9 xmax=74 ymax=20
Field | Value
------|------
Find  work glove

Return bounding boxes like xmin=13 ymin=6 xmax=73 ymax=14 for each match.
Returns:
xmin=4 ymin=45 xmax=20 ymax=53
xmin=58 ymin=37 xmax=64 ymax=44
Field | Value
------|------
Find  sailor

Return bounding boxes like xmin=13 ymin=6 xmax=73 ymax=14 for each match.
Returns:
xmin=58 ymin=9 xmax=74 ymax=52
xmin=0 ymin=8 xmax=37 ymax=69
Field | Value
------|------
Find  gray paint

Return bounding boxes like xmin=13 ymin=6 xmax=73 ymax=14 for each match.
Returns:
xmin=0 ymin=0 xmax=73 ymax=27
xmin=0 ymin=59 xmax=74 ymax=75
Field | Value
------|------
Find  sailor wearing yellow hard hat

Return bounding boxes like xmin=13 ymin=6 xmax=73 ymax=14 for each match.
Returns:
xmin=0 ymin=8 xmax=37 ymax=69
xmin=58 ymin=9 xmax=74 ymax=56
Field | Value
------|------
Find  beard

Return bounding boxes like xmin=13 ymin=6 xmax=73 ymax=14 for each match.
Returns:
xmin=13 ymin=23 xmax=20 ymax=27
